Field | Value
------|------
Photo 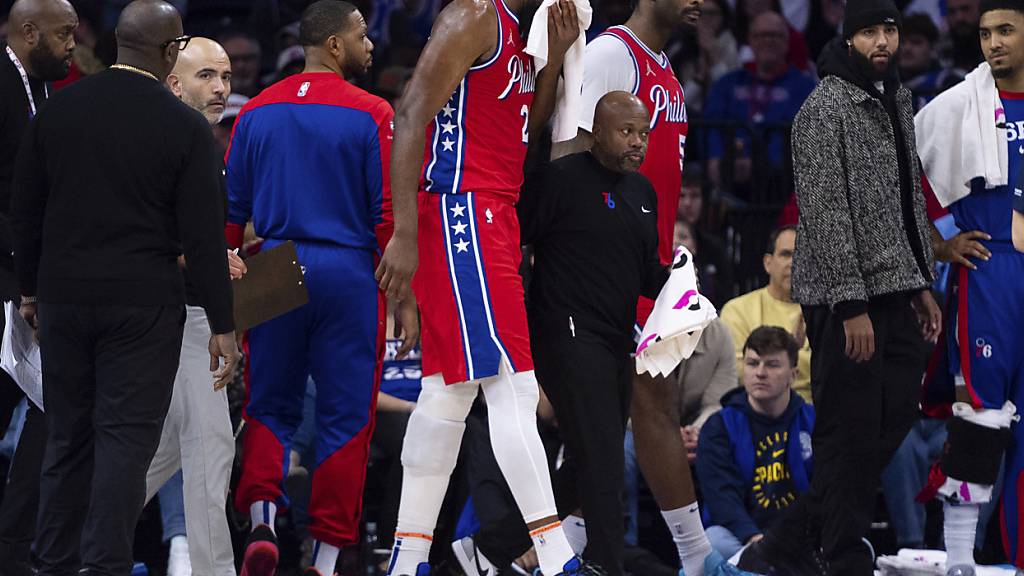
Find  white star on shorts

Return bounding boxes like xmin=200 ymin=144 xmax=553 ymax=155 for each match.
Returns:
xmin=455 ymin=239 xmax=470 ymax=253
xmin=451 ymin=221 xmax=467 ymax=235
xmin=442 ymin=138 xmax=455 ymax=152
xmin=450 ymin=203 xmax=466 ymax=218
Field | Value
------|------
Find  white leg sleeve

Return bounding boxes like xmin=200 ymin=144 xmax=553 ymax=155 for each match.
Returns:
xmin=480 ymin=365 xmax=558 ymax=523
xmin=396 ymin=374 xmax=479 ymax=534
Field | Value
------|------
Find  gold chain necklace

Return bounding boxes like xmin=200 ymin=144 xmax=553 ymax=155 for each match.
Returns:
xmin=110 ymin=63 xmax=158 ymax=82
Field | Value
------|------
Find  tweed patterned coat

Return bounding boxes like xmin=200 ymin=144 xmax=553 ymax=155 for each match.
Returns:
xmin=790 ymin=75 xmax=935 ymax=308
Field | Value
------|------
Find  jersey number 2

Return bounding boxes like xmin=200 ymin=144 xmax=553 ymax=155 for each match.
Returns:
xmin=521 ymin=104 xmax=529 ymax=144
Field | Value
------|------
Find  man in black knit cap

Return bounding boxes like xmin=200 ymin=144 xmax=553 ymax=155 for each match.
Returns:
xmin=737 ymin=0 xmax=942 ymax=574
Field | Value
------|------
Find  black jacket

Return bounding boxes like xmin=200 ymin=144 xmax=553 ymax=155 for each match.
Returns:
xmin=790 ymin=39 xmax=934 ymax=313
xmin=0 ymin=44 xmax=47 ymax=300
xmin=11 ymin=69 xmax=235 ymax=333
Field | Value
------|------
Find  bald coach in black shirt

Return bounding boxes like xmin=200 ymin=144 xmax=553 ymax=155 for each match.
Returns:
xmin=520 ymin=91 xmax=668 ymax=575
xmin=9 ymin=1 xmax=240 ymax=574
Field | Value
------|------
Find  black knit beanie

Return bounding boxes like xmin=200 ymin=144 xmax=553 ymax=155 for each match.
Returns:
xmin=842 ymin=0 xmax=902 ymax=38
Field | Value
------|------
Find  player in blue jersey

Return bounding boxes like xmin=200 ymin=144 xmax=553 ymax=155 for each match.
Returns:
xmin=224 ymin=3 xmax=416 ymax=576
xmin=916 ymin=0 xmax=1024 ymax=572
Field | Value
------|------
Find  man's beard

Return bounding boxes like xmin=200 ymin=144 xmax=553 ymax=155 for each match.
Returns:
xmin=991 ymin=61 xmax=1018 ymax=79
xmin=850 ymin=47 xmax=895 ymax=82
xmin=27 ymin=41 xmax=70 ymax=81
xmin=343 ymin=55 xmax=371 ymax=80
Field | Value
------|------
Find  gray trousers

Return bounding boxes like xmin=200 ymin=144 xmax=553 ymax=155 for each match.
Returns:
xmin=145 ymin=306 xmax=236 ymax=576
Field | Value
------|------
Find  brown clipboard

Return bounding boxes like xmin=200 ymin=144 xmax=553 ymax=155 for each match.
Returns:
xmin=232 ymin=240 xmax=309 ymax=332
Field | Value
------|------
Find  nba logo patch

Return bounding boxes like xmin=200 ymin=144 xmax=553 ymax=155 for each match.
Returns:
xmin=297 ymin=81 xmax=310 ymax=97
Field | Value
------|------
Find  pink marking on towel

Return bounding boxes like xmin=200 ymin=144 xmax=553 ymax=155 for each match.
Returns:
xmin=960 ymin=482 xmax=973 ymax=503
xmin=673 ymin=290 xmax=699 ymax=310
xmin=636 ymin=333 xmax=659 ymax=354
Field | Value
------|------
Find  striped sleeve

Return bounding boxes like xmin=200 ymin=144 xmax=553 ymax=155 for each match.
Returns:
xmin=370 ymin=100 xmax=396 ymax=252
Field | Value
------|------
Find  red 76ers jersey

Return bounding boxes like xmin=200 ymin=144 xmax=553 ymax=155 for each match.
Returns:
xmin=419 ymin=0 xmax=536 ymax=203
xmin=585 ymin=25 xmax=688 ymax=266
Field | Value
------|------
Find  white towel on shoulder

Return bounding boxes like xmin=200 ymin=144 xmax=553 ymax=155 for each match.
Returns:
xmin=915 ymin=62 xmax=1007 ymax=208
xmin=525 ymin=0 xmax=592 ymax=143
xmin=635 ymin=247 xmax=717 ymax=378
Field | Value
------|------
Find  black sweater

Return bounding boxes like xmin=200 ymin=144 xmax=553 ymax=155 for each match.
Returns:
xmin=10 ymin=68 xmax=235 ymax=333
xmin=521 ymin=152 xmax=668 ymax=345
xmin=0 ymin=44 xmax=47 ymax=301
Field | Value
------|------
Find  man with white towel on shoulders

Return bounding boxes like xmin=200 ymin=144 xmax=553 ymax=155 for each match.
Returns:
xmin=915 ymin=0 xmax=1024 ymax=572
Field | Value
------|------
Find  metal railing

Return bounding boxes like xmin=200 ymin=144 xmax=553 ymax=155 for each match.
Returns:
xmin=686 ymin=117 xmax=796 ymax=298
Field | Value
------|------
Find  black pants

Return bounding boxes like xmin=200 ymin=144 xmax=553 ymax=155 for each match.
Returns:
xmin=0 ymin=303 xmax=47 ymax=569
xmin=0 ymin=405 xmax=46 ymax=566
xmin=368 ymin=410 xmax=410 ymax=550
xmin=767 ymin=296 xmax=926 ymax=576
xmin=465 ymin=406 xmax=533 ymax=569
xmin=34 ymin=303 xmax=184 ymax=576
xmin=532 ymin=320 xmax=633 ymax=576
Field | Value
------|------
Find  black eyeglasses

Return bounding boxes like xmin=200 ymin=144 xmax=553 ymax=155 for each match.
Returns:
xmin=160 ymin=35 xmax=192 ymax=51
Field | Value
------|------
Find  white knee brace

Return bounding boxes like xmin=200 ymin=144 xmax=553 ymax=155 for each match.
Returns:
xmin=400 ymin=375 xmax=477 ymax=476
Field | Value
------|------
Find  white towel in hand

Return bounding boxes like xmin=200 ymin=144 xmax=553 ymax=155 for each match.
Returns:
xmin=635 ymin=246 xmax=717 ymax=378
xmin=915 ymin=62 xmax=1007 ymax=208
xmin=524 ymin=0 xmax=592 ymax=142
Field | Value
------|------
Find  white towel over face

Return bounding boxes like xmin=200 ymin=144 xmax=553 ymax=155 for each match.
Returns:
xmin=524 ymin=0 xmax=593 ymax=142
xmin=635 ymin=246 xmax=717 ymax=378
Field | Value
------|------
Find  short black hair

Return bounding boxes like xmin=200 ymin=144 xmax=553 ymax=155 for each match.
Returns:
xmin=299 ymin=0 xmax=359 ymax=46
xmin=903 ymin=12 xmax=939 ymax=44
xmin=765 ymin=225 xmax=797 ymax=255
xmin=743 ymin=326 xmax=799 ymax=368
xmin=981 ymin=0 xmax=1024 ymax=18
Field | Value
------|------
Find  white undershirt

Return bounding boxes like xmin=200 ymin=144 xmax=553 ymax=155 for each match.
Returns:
xmin=579 ymin=34 xmax=638 ymax=132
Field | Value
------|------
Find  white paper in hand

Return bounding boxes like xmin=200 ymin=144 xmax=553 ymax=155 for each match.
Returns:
xmin=635 ymin=246 xmax=717 ymax=378
xmin=1 ymin=302 xmax=43 ymax=411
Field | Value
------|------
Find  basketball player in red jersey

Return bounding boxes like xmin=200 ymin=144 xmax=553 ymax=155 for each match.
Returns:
xmin=378 ymin=1 xmax=600 ymax=575
xmin=553 ymin=1 xmax=755 ymax=575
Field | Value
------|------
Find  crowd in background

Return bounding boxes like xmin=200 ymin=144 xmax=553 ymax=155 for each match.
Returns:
xmin=0 ymin=0 xmax=997 ymax=574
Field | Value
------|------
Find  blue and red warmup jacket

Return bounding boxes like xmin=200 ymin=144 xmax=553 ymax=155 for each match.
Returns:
xmin=224 ymin=72 xmax=394 ymax=252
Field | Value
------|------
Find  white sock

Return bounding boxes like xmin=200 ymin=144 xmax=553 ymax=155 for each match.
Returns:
xmin=388 ymin=532 xmax=432 ymax=575
xmin=312 ymin=540 xmax=340 ymax=576
xmin=944 ymin=501 xmax=979 ymax=568
xmin=530 ymin=521 xmax=576 ymax=575
xmin=168 ymin=536 xmax=191 ymax=576
xmin=662 ymin=503 xmax=713 ymax=576
xmin=250 ymin=500 xmax=277 ymax=534
xmin=563 ymin=514 xmax=588 ymax=555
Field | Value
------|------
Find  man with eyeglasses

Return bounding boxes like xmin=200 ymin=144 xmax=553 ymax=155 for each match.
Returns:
xmin=9 ymin=1 xmax=240 ymax=574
